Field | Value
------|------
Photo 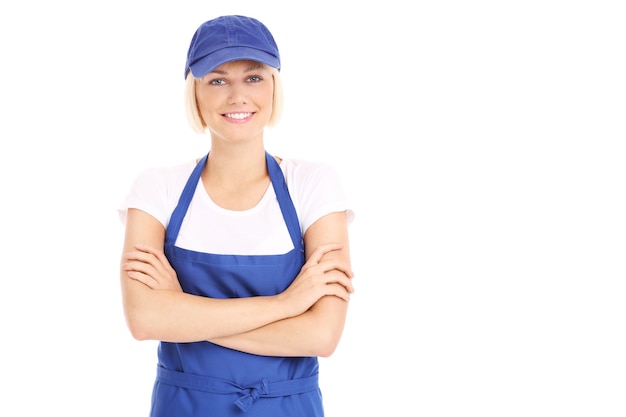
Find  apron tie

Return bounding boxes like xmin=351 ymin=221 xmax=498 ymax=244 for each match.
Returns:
xmin=156 ymin=366 xmax=319 ymax=412
xmin=234 ymin=379 xmax=270 ymax=412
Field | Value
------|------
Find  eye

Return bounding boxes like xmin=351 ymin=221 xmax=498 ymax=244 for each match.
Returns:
xmin=209 ymin=78 xmax=226 ymax=85
xmin=247 ymin=75 xmax=262 ymax=83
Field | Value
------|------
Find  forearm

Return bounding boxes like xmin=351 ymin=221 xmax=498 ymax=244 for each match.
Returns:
xmin=121 ymin=242 xmax=352 ymax=344
xmin=209 ymin=295 xmax=349 ymax=357
xmin=123 ymin=281 xmax=292 ymax=343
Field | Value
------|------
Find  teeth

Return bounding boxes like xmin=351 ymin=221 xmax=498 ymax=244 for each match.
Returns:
xmin=225 ymin=112 xmax=251 ymax=119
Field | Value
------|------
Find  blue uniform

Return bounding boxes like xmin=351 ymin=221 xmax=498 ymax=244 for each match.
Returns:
xmin=150 ymin=152 xmax=324 ymax=416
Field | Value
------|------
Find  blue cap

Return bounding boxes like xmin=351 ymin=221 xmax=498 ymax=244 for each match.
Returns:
xmin=184 ymin=15 xmax=281 ymax=79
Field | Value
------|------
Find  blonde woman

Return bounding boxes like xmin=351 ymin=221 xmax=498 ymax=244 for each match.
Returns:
xmin=119 ymin=15 xmax=355 ymax=417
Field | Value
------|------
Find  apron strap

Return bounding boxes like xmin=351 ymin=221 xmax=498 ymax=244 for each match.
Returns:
xmin=166 ymin=152 xmax=303 ymax=252
xmin=265 ymin=151 xmax=304 ymax=251
xmin=165 ymin=154 xmax=207 ymax=246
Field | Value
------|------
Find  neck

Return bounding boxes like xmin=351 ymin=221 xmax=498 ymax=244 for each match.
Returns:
xmin=204 ymin=144 xmax=268 ymax=185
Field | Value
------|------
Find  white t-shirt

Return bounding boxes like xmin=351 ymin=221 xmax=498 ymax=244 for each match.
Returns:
xmin=118 ymin=157 xmax=354 ymax=255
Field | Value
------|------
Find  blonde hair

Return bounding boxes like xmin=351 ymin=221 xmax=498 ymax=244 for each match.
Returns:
xmin=184 ymin=66 xmax=284 ymax=134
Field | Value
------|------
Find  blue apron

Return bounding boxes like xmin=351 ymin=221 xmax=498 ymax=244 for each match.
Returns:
xmin=151 ymin=152 xmax=324 ymax=417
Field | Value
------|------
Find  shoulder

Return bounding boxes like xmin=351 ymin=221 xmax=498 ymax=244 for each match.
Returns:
xmin=277 ymin=156 xmax=353 ymax=229
xmin=131 ymin=159 xmax=198 ymax=193
xmin=119 ymin=158 xmax=199 ymax=226
xmin=137 ymin=159 xmax=197 ymax=182
xmin=279 ymin=157 xmax=341 ymax=186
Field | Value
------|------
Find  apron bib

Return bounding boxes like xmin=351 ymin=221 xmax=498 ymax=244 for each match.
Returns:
xmin=150 ymin=152 xmax=323 ymax=417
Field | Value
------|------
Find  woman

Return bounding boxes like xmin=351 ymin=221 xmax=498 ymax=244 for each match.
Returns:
xmin=118 ymin=15 xmax=355 ymax=416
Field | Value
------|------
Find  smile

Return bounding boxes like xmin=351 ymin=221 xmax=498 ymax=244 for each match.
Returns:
xmin=223 ymin=112 xmax=253 ymax=119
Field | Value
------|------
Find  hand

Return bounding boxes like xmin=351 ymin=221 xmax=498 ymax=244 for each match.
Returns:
xmin=280 ymin=242 xmax=354 ymax=317
xmin=121 ymin=244 xmax=182 ymax=292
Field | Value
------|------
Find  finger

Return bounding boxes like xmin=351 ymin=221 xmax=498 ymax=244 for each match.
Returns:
xmin=316 ymin=259 xmax=354 ymax=278
xmin=324 ymin=283 xmax=352 ymax=302
xmin=126 ymin=244 xmax=161 ymax=263
xmin=134 ymin=243 xmax=162 ymax=256
xmin=132 ymin=244 xmax=175 ymax=275
xmin=125 ymin=270 xmax=159 ymax=288
xmin=121 ymin=261 xmax=159 ymax=279
xmin=123 ymin=250 xmax=157 ymax=265
xmin=152 ymin=250 xmax=176 ymax=275
xmin=324 ymin=270 xmax=355 ymax=293
xmin=124 ymin=247 xmax=167 ymax=272
xmin=306 ymin=242 xmax=343 ymax=265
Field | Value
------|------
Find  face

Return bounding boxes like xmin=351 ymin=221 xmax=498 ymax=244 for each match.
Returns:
xmin=195 ymin=60 xmax=274 ymax=143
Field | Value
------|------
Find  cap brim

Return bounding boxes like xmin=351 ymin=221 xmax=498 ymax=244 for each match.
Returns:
xmin=187 ymin=46 xmax=280 ymax=78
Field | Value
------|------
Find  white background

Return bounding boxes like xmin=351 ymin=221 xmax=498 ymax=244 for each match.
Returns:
xmin=1 ymin=1 xmax=625 ymax=416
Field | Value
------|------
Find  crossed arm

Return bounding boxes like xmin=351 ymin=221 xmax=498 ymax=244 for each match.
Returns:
xmin=120 ymin=208 xmax=354 ymax=357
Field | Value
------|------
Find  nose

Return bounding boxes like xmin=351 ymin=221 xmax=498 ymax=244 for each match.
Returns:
xmin=227 ymin=83 xmax=248 ymax=105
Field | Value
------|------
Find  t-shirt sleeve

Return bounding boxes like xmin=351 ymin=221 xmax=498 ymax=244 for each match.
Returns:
xmin=117 ymin=166 xmax=173 ymax=228
xmin=289 ymin=161 xmax=355 ymax=234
